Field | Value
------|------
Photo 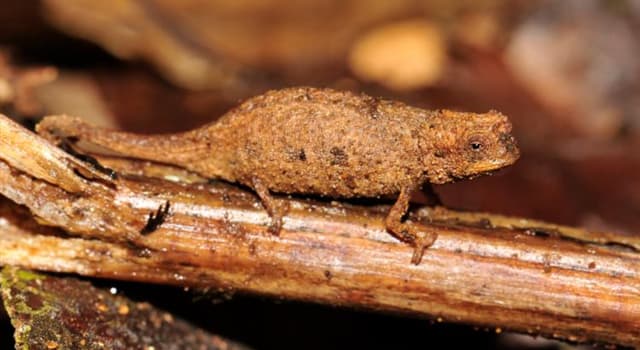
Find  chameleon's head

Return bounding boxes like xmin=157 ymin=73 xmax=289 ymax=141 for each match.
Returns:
xmin=422 ymin=110 xmax=520 ymax=184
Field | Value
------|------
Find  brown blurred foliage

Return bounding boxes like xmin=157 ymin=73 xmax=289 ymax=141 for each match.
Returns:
xmin=1 ymin=0 xmax=639 ymax=349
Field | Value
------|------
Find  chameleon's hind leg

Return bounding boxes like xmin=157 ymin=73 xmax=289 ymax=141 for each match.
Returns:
xmin=251 ymin=177 xmax=289 ymax=235
xmin=385 ymin=184 xmax=438 ymax=265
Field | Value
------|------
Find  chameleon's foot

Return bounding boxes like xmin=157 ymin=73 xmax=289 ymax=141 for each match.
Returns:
xmin=267 ymin=217 xmax=282 ymax=235
xmin=266 ymin=201 xmax=288 ymax=236
xmin=388 ymin=221 xmax=438 ymax=265
xmin=252 ymin=177 xmax=288 ymax=236
xmin=410 ymin=230 xmax=438 ymax=265
xmin=386 ymin=184 xmax=438 ymax=265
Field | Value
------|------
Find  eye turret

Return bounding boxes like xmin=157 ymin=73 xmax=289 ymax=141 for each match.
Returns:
xmin=466 ymin=135 xmax=487 ymax=159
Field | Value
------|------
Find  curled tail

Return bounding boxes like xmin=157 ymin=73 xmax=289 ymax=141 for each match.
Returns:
xmin=36 ymin=115 xmax=206 ymax=167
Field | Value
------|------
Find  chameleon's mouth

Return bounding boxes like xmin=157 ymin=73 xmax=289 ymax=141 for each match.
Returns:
xmin=465 ymin=140 xmax=520 ymax=175
xmin=465 ymin=161 xmax=508 ymax=177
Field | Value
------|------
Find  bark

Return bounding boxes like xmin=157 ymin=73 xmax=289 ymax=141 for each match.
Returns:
xmin=0 ymin=114 xmax=639 ymax=347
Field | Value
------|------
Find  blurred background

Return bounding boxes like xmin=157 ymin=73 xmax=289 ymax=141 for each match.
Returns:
xmin=1 ymin=0 xmax=639 ymax=348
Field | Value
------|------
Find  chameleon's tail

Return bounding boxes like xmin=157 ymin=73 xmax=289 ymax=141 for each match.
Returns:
xmin=36 ymin=115 xmax=207 ymax=168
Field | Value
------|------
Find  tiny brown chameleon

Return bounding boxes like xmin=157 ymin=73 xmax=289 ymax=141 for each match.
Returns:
xmin=37 ymin=87 xmax=520 ymax=264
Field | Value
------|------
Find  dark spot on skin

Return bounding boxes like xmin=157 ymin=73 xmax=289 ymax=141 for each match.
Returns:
xmin=434 ymin=150 xmax=446 ymax=158
xmin=140 ymin=201 xmax=170 ymax=235
xmin=286 ymin=148 xmax=307 ymax=162
xmin=324 ymin=270 xmax=332 ymax=281
xmin=330 ymin=147 xmax=348 ymax=166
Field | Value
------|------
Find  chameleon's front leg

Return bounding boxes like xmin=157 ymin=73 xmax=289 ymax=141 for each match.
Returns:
xmin=251 ymin=177 xmax=289 ymax=235
xmin=385 ymin=185 xmax=438 ymax=264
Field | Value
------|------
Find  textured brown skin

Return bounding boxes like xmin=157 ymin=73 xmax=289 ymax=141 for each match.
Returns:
xmin=37 ymin=87 xmax=520 ymax=263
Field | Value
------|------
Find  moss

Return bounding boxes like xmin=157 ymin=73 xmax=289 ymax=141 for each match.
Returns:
xmin=14 ymin=269 xmax=41 ymax=282
xmin=0 ymin=267 xmax=249 ymax=350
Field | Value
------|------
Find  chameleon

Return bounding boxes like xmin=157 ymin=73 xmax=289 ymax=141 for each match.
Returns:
xmin=36 ymin=87 xmax=520 ymax=264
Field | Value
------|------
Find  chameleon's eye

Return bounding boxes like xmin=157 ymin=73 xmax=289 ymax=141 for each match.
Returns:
xmin=468 ymin=136 xmax=484 ymax=152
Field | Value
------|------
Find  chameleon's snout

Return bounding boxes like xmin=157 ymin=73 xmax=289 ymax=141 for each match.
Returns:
xmin=489 ymin=112 xmax=519 ymax=165
xmin=499 ymin=132 xmax=520 ymax=162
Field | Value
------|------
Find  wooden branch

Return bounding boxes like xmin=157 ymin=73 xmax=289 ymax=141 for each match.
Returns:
xmin=0 ymin=114 xmax=639 ymax=347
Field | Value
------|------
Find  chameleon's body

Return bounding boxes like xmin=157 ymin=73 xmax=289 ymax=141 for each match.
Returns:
xmin=37 ymin=87 xmax=520 ymax=264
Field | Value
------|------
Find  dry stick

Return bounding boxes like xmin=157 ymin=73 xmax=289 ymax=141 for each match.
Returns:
xmin=0 ymin=114 xmax=639 ymax=346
